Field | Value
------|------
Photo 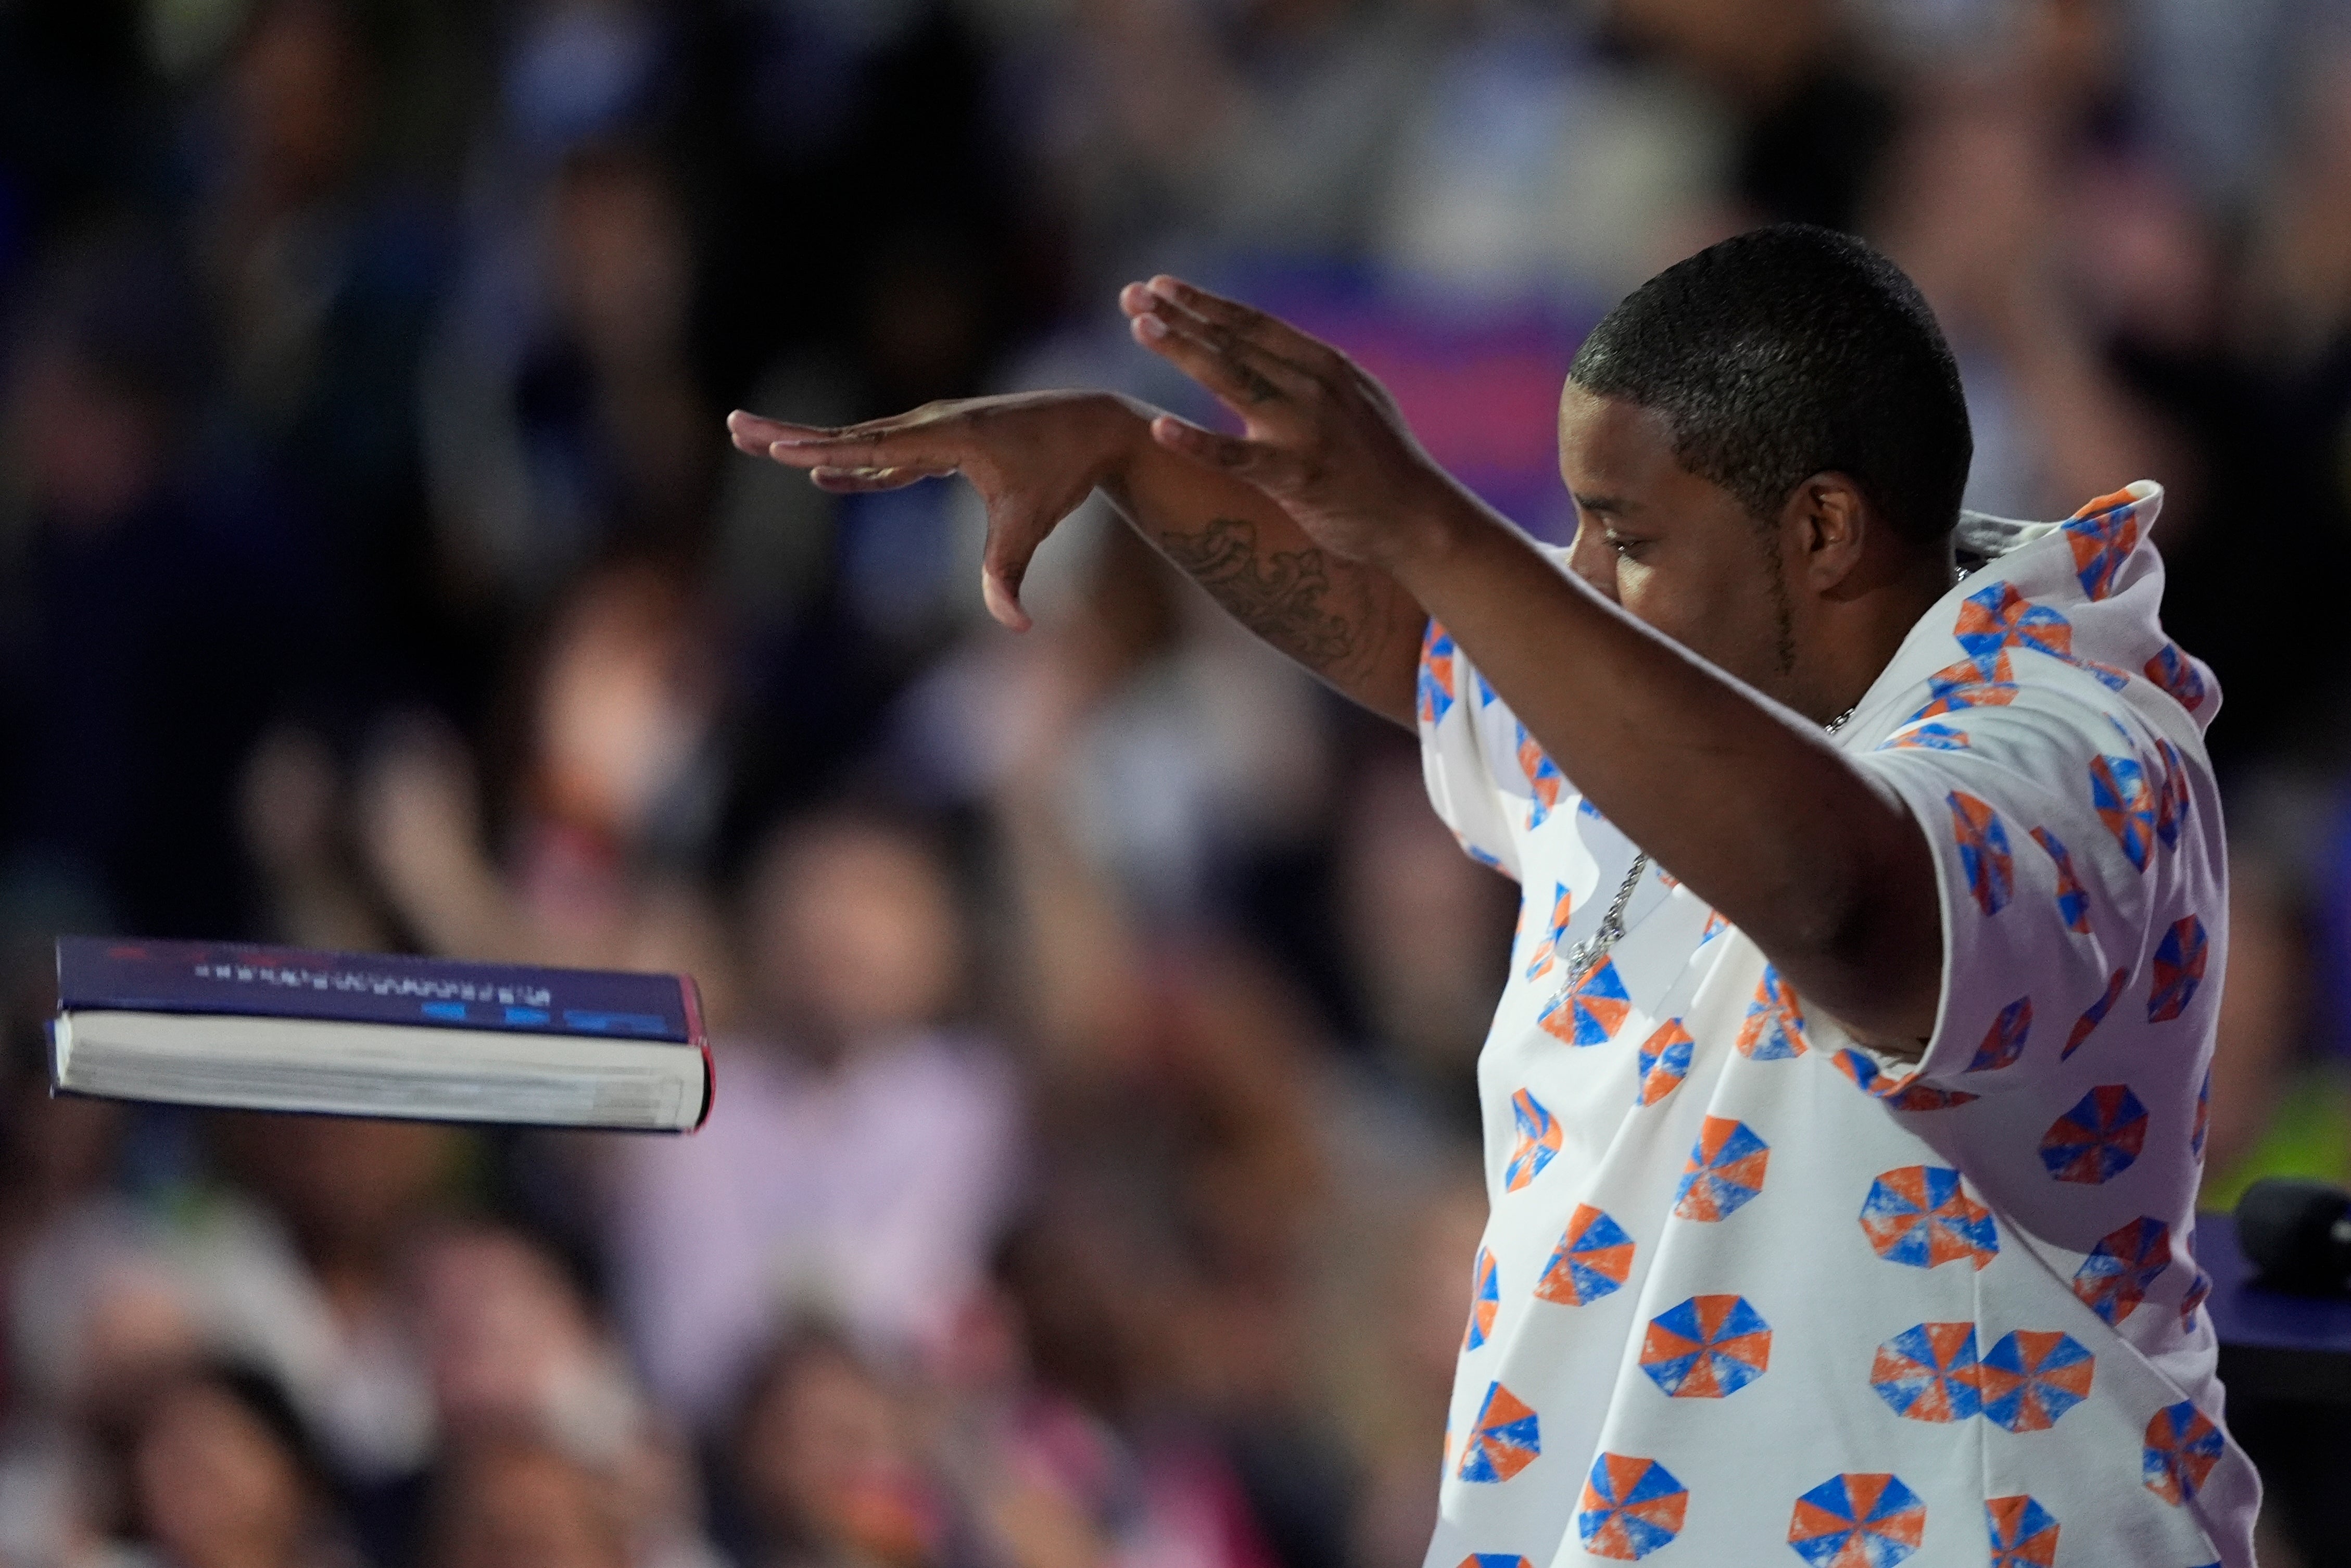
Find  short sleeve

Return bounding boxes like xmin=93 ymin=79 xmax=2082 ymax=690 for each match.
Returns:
xmin=1845 ymin=681 xmax=2217 ymax=1095
xmin=1416 ymin=619 xmax=1522 ymax=880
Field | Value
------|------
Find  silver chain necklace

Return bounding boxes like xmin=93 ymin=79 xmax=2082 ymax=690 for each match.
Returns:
xmin=1555 ymin=703 xmax=1858 ymax=986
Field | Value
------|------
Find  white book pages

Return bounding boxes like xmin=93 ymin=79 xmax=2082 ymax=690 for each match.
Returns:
xmin=53 ymin=1009 xmax=703 ymax=1131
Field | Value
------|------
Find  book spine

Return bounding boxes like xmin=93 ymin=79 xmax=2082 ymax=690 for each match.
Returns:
xmin=56 ymin=938 xmax=693 ymax=1043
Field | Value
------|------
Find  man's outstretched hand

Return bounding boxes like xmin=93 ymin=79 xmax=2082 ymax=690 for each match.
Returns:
xmin=728 ymin=391 xmax=1140 ymax=631
xmin=733 ymin=279 xmax=1484 ymax=629
xmin=727 ymin=287 xmax=1456 ymax=725
xmin=1118 ymin=276 xmax=1477 ymax=573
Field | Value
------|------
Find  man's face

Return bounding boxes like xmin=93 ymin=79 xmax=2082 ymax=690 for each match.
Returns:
xmin=1557 ymin=383 xmax=1799 ymax=701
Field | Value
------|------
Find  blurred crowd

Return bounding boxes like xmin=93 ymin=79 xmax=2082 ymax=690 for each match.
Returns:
xmin=4 ymin=0 xmax=2351 ymax=1564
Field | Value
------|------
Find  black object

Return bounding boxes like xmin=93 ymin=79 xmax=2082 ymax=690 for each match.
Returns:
xmin=2236 ymin=1177 xmax=2351 ymax=1295
xmin=2205 ymin=1209 xmax=2351 ymax=1567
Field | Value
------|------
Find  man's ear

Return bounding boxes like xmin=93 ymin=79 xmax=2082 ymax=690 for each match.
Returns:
xmin=1780 ymin=472 xmax=1874 ymax=596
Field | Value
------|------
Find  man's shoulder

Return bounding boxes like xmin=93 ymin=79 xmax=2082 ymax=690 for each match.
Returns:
xmin=1862 ymin=482 xmax=2216 ymax=771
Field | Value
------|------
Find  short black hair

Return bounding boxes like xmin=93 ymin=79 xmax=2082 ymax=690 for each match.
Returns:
xmin=1568 ymin=224 xmax=1971 ymax=549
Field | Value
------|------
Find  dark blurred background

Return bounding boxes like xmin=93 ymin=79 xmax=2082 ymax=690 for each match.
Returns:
xmin=2 ymin=0 xmax=2350 ymax=1564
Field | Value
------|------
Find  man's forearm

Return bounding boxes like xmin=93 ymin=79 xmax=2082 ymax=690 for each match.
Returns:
xmin=1387 ymin=500 xmax=1942 ymax=1045
xmin=1091 ymin=396 xmax=1426 ymax=725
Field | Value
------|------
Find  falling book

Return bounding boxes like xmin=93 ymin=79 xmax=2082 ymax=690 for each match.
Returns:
xmin=50 ymin=937 xmax=712 ymax=1131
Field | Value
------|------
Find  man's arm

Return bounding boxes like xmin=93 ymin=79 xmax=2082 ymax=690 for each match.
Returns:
xmin=1390 ymin=507 xmax=1943 ymax=1051
xmin=727 ymin=397 xmax=1426 ymax=724
xmin=1099 ymin=407 xmax=1427 ymax=721
xmin=1120 ymin=278 xmax=1943 ymax=1051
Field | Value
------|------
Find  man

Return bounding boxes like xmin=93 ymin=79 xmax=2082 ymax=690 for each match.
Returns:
xmin=731 ymin=226 xmax=2253 ymax=1565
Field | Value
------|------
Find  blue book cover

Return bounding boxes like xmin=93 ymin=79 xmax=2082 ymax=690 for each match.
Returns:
xmin=56 ymin=937 xmax=704 ymax=1045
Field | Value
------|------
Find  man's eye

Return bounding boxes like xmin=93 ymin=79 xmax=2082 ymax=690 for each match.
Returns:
xmin=1609 ymin=536 xmax=1641 ymax=558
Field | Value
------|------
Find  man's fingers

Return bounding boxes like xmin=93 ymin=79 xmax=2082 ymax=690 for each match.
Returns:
xmin=1147 ymin=414 xmax=1294 ymax=487
xmin=729 ymin=410 xmax=791 ymax=455
xmin=1128 ymin=301 xmax=1313 ymax=420
xmin=727 ymin=410 xmax=844 ymax=454
xmin=761 ymin=433 xmax=956 ymax=472
xmin=1142 ymin=276 xmax=1344 ymax=377
xmin=808 ymin=464 xmax=954 ymax=493
xmin=980 ymin=537 xmax=1038 ymax=633
xmin=1122 ymin=283 xmax=1322 ymax=389
xmin=728 ymin=409 xmax=960 ymax=469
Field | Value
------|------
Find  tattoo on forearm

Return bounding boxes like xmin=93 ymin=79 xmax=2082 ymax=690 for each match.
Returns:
xmin=1157 ymin=516 xmax=1360 ymax=670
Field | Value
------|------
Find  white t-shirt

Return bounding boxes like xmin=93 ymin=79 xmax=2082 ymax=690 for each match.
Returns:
xmin=1416 ymin=483 xmax=2256 ymax=1567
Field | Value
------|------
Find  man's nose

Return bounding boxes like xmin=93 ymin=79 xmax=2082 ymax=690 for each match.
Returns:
xmin=1565 ymin=520 xmax=1621 ymax=604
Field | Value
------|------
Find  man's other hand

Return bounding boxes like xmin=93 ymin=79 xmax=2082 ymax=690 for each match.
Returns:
xmin=1120 ymin=276 xmax=1476 ymax=573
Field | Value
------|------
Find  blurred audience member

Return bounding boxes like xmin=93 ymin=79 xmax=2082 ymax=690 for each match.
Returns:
xmin=423 ymin=1429 xmax=633 ymax=1568
xmin=0 ymin=230 xmax=323 ymax=939
xmin=1004 ymin=0 xmax=1264 ymax=297
xmin=238 ymin=725 xmax=401 ymax=957
xmin=422 ymin=144 xmax=712 ymax=614
xmin=413 ymin=1224 xmax=724 ymax=1568
xmin=413 ymin=1226 xmax=636 ymax=1459
xmin=2201 ymin=855 xmax=2319 ymax=1194
xmin=1870 ymin=75 xmax=2173 ymax=520
xmin=1329 ymin=1176 xmax=1484 ymax=1568
xmin=2244 ymin=42 xmax=2351 ymax=365
xmin=185 ymin=1115 xmax=456 ymax=1490
xmin=1371 ymin=2 xmax=1725 ymax=307
xmin=900 ymin=523 xmax=1331 ymax=926
xmin=1329 ymin=747 xmax=1510 ymax=1142
xmin=985 ymin=694 xmax=1358 ymax=1568
xmin=610 ymin=810 xmax=1019 ymax=1427
xmin=988 ymin=1186 xmax=1302 ymax=1568
xmin=119 ymin=1360 xmax=358 ymax=1568
xmin=193 ymin=0 xmax=457 ymax=703
xmin=358 ymin=559 xmax=735 ymax=1002
xmin=3 ymin=1214 xmax=207 ymax=1564
xmin=721 ymin=1327 xmax=944 ymax=1568
xmin=1607 ymin=0 xmax=1897 ymax=233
